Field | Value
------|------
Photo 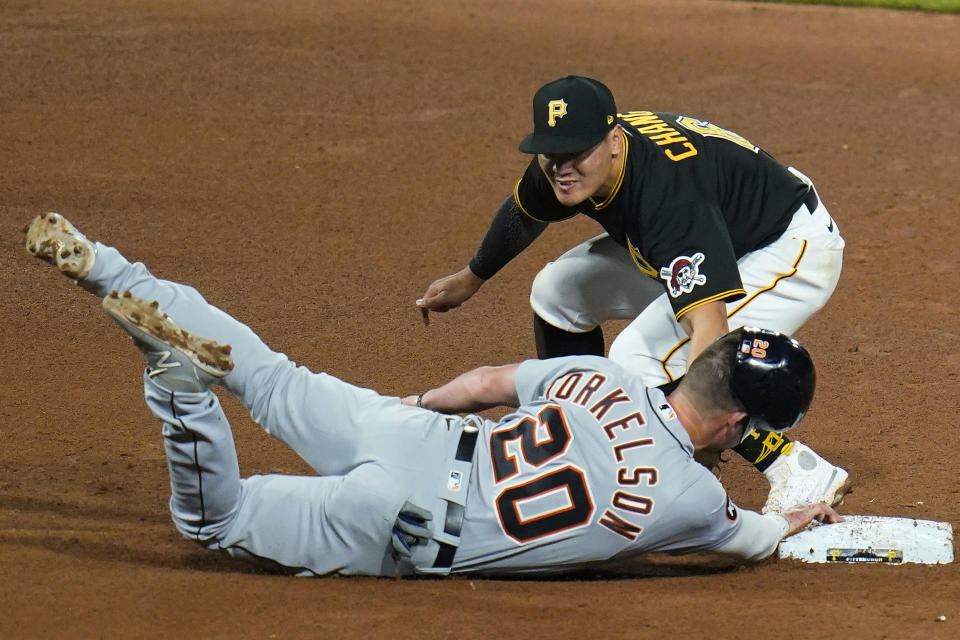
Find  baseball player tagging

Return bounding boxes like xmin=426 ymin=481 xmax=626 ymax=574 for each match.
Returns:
xmin=417 ymin=76 xmax=849 ymax=514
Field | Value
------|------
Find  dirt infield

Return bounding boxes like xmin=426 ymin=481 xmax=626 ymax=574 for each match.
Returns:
xmin=2 ymin=0 xmax=958 ymax=638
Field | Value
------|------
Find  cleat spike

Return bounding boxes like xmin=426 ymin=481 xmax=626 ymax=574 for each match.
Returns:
xmin=23 ymin=212 xmax=96 ymax=280
xmin=102 ymin=292 xmax=233 ymax=392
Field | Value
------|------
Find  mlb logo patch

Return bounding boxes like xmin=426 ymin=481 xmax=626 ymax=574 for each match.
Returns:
xmin=447 ymin=470 xmax=463 ymax=492
xmin=657 ymin=403 xmax=677 ymax=422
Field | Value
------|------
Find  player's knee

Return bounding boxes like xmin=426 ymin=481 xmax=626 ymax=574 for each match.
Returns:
xmin=170 ymin=506 xmax=236 ymax=547
xmin=531 ymin=262 xmax=592 ymax=330
xmin=531 ymin=261 xmax=566 ymax=310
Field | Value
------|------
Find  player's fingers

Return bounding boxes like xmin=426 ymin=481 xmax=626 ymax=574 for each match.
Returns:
xmin=797 ymin=503 xmax=842 ymax=526
xmin=783 ymin=503 xmax=840 ymax=536
xmin=418 ymin=294 xmax=459 ymax=313
xmin=399 ymin=501 xmax=433 ymax=522
xmin=394 ymin=501 xmax=434 ymax=552
xmin=814 ymin=503 xmax=845 ymax=524
xmin=391 ymin=529 xmax=415 ymax=557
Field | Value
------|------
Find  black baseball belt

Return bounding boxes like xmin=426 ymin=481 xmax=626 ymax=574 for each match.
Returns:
xmin=432 ymin=425 xmax=479 ymax=569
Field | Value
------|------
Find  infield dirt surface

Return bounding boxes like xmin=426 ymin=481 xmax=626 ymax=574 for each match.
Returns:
xmin=2 ymin=1 xmax=959 ymax=638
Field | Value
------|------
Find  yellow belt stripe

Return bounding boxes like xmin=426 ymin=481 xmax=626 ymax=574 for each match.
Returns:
xmin=727 ymin=240 xmax=807 ymax=317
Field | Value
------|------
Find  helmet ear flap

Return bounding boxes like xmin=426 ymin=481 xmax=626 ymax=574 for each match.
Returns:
xmin=730 ymin=327 xmax=816 ymax=433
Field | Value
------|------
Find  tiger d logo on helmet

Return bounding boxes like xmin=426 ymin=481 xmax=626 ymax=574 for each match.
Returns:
xmin=729 ymin=327 xmax=816 ymax=435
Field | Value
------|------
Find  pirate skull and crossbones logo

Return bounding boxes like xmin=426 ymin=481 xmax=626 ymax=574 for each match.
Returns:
xmin=660 ymin=252 xmax=707 ymax=298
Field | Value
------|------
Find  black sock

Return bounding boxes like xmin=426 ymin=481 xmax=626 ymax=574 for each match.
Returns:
xmin=732 ymin=429 xmax=793 ymax=473
xmin=533 ymin=314 xmax=604 ymax=358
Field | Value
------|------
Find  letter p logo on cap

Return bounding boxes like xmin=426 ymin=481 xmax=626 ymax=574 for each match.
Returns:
xmin=547 ymin=99 xmax=568 ymax=127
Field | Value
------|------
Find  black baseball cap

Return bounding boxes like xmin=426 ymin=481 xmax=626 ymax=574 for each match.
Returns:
xmin=518 ymin=76 xmax=618 ymax=155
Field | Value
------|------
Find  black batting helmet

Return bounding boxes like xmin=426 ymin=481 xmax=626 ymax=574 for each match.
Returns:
xmin=730 ymin=327 xmax=816 ymax=433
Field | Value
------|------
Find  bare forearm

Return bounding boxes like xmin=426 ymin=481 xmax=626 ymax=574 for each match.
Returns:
xmin=679 ymin=301 xmax=730 ymax=365
xmin=687 ymin=329 xmax=720 ymax=365
xmin=407 ymin=364 xmax=521 ymax=414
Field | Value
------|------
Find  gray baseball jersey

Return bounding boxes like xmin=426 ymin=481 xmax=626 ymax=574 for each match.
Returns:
xmin=451 ymin=356 xmax=762 ymax=575
xmin=78 ymin=241 xmax=785 ymax=577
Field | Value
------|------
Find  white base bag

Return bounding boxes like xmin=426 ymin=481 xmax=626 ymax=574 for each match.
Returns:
xmin=778 ymin=515 xmax=954 ymax=565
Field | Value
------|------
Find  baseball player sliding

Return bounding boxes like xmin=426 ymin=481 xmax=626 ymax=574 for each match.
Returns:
xmin=417 ymin=76 xmax=848 ymax=514
xmin=25 ymin=213 xmax=841 ymax=576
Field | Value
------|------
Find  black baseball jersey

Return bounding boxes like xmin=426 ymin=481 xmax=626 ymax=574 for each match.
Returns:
xmin=513 ymin=111 xmax=810 ymax=319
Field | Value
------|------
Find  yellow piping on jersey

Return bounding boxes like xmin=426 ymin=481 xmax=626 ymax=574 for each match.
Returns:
xmin=628 ymin=242 xmax=657 ymax=277
xmin=589 ymin=134 xmax=628 ymax=211
xmin=513 ymin=178 xmax=577 ymax=223
xmin=513 ymin=178 xmax=547 ymax=222
xmin=658 ymin=239 xmax=808 ymax=382
xmin=675 ymin=289 xmax=746 ymax=321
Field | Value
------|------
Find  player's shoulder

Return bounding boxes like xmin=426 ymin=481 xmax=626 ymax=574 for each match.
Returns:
xmin=617 ymin=110 xmax=707 ymax=182
xmin=618 ymin=110 xmax=692 ymax=140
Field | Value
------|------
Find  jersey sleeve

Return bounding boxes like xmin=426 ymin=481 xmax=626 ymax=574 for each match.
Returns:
xmin=648 ymin=469 xmax=784 ymax=561
xmin=514 ymin=159 xmax=580 ymax=223
xmin=710 ymin=510 xmax=789 ymax=562
xmin=642 ymin=202 xmax=746 ymax=320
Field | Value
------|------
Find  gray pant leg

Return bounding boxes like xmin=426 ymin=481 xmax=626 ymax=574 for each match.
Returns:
xmin=530 ymin=234 xmax=663 ymax=332
xmin=144 ymin=375 xmax=406 ymax=576
xmin=85 ymin=243 xmax=406 ymax=475
xmin=92 ymin=244 xmax=462 ymax=574
xmin=145 ymin=377 xmax=241 ymax=543
xmin=83 ymin=243 xmax=292 ymax=426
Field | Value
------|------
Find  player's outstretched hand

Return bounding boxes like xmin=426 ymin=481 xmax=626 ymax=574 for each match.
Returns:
xmin=782 ymin=503 xmax=845 ymax=538
xmin=416 ymin=267 xmax=484 ymax=324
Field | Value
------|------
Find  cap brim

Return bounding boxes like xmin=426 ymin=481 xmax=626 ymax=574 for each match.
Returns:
xmin=518 ymin=129 xmax=610 ymax=155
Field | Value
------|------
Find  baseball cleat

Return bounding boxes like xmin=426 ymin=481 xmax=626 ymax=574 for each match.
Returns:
xmin=761 ymin=442 xmax=849 ymax=514
xmin=24 ymin=212 xmax=96 ymax=280
xmin=103 ymin=290 xmax=234 ymax=393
